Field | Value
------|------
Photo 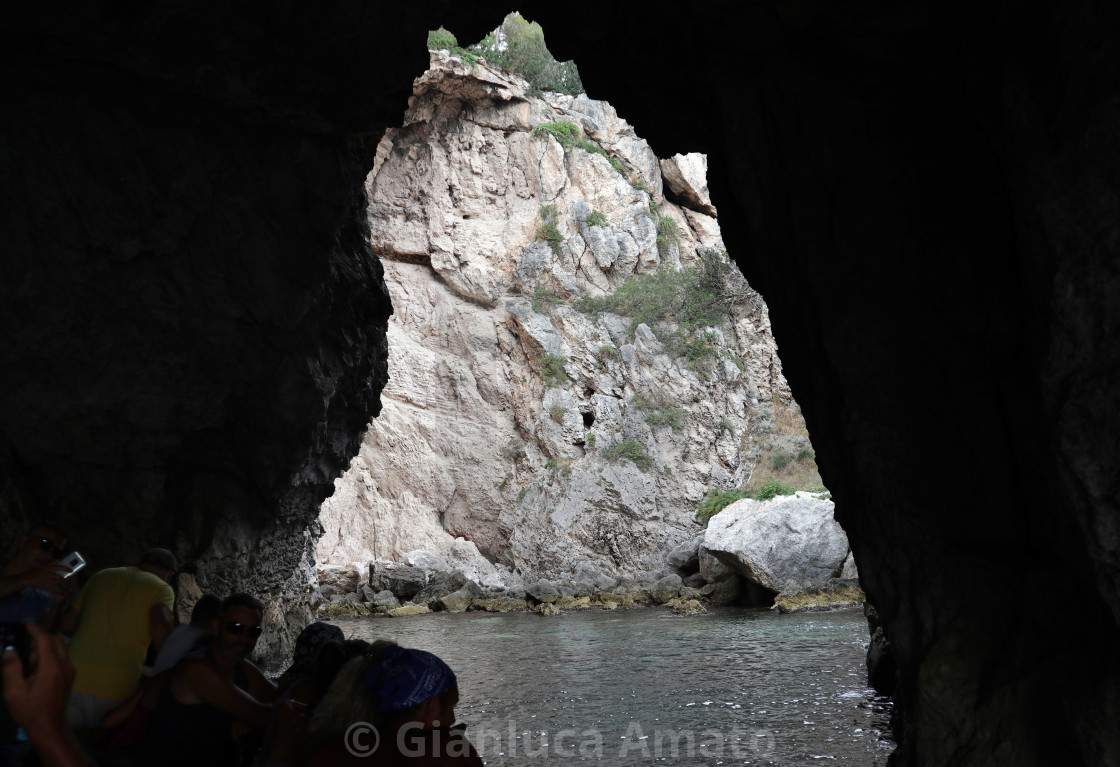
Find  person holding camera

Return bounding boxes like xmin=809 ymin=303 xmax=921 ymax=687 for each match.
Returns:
xmin=0 ymin=522 xmax=72 ymax=627
xmin=2 ymin=622 xmax=92 ymax=767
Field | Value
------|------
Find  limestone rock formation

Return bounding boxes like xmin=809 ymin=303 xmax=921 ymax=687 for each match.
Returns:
xmin=316 ymin=51 xmax=815 ymax=588
xmin=703 ymin=492 xmax=850 ymax=593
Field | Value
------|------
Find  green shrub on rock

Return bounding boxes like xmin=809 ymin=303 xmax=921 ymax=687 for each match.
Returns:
xmin=427 ymin=27 xmax=458 ymax=51
xmin=630 ymin=391 xmax=687 ymax=431
xmin=695 ymin=489 xmax=751 ymax=523
xmin=602 ymin=440 xmax=653 ymax=471
xmin=531 ymin=121 xmax=621 ymax=174
xmin=426 ymin=27 xmax=479 ymax=66
xmin=575 ymin=249 xmax=732 ymax=337
xmin=754 ymin=480 xmax=796 ymax=501
xmin=541 ymin=354 xmax=569 ymax=386
xmin=656 ymin=213 xmax=680 ymax=246
xmin=535 ymin=204 xmax=563 ymax=255
xmin=470 ymin=13 xmax=584 ymax=96
xmin=532 ymin=288 xmax=562 ymax=314
xmin=585 ymin=210 xmax=608 ymax=227
xmin=532 ymin=121 xmax=581 ymax=146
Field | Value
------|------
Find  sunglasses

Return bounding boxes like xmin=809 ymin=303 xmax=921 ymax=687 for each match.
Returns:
xmin=225 ymin=622 xmax=263 ymax=639
xmin=37 ymin=538 xmax=66 ymax=559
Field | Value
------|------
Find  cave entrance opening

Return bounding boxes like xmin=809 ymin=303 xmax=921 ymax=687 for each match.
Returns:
xmin=311 ymin=9 xmax=852 ymax=627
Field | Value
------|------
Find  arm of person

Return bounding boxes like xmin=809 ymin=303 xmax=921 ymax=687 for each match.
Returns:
xmin=181 ymin=659 xmax=271 ymax=730
xmin=148 ymin=604 xmax=173 ymax=650
xmin=1 ymin=623 xmax=94 ymax=767
xmin=286 ymin=677 xmax=316 ymax=707
xmin=265 ymin=699 xmax=310 ymax=764
xmin=99 ymin=679 xmax=146 ymax=730
xmin=244 ymin=660 xmax=279 ymax=703
xmin=0 ymin=566 xmax=68 ymax=602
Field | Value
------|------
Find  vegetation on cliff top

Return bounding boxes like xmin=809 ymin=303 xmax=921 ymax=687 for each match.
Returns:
xmin=425 ymin=27 xmax=479 ymax=66
xmin=427 ymin=12 xmax=584 ymax=96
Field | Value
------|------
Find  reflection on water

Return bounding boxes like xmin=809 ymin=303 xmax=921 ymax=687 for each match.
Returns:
xmin=333 ymin=606 xmax=894 ymax=765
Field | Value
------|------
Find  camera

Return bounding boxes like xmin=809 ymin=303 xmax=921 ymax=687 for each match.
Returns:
xmin=57 ymin=551 xmax=85 ymax=578
xmin=0 ymin=623 xmax=30 ymax=675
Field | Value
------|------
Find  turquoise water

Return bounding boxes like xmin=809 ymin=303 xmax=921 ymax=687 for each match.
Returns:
xmin=333 ymin=606 xmax=894 ymax=765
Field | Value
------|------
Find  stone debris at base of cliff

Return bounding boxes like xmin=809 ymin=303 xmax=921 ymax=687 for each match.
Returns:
xmin=314 ymin=553 xmax=861 ymax=619
xmin=310 ymin=555 xmax=735 ymax=617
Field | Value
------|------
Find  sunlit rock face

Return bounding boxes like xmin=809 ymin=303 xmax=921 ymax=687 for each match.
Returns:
xmin=2 ymin=2 xmax=1118 ymax=762
xmin=316 ymin=52 xmax=807 ymax=584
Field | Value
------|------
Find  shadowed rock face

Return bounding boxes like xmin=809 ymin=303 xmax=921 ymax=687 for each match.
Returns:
xmin=1 ymin=1 xmax=1117 ymax=762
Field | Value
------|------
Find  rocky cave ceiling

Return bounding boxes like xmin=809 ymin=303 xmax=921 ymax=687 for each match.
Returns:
xmin=1 ymin=1 xmax=1117 ymax=764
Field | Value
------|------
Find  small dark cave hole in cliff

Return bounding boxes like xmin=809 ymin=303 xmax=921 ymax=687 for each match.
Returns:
xmin=582 ymin=411 xmax=594 ymax=429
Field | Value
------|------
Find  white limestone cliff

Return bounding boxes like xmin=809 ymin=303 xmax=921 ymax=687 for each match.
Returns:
xmin=316 ymin=50 xmax=814 ymax=585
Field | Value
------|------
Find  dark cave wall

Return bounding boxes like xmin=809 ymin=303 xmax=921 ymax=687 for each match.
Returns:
xmin=534 ymin=2 xmax=1120 ymax=764
xmin=1 ymin=1 xmax=1118 ymax=762
xmin=0 ymin=2 xmax=420 ymax=656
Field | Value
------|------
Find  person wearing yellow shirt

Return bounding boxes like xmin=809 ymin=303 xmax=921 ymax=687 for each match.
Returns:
xmin=62 ymin=548 xmax=176 ymax=731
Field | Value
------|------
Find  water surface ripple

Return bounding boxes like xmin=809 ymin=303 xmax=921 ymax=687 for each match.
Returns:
xmin=335 ymin=606 xmax=893 ymax=765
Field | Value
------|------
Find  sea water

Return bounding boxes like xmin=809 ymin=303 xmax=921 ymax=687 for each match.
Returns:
xmin=334 ymin=606 xmax=893 ymax=765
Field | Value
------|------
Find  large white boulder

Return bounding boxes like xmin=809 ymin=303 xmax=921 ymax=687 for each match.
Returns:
xmin=703 ymin=492 xmax=849 ymax=593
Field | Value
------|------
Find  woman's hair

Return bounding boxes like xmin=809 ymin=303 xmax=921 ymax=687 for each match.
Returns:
xmin=311 ymin=638 xmax=372 ymax=700
xmin=307 ymin=640 xmax=396 ymax=738
xmin=277 ymin=622 xmax=347 ymax=690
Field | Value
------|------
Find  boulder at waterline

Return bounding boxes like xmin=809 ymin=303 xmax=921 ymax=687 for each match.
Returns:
xmin=703 ymin=492 xmax=849 ymax=593
xmin=368 ymin=561 xmax=427 ymax=600
xmin=436 ymin=587 xmax=476 ymax=613
xmin=525 ymin=579 xmax=560 ymax=604
xmin=667 ymin=534 xmax=704 ymax=576
xmin=318 ymin=565 xmax=362 ymax=594
xmin=651 ymin=573 xmax=683 ymax=604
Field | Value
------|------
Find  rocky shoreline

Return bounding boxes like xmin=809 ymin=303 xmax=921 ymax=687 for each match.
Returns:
xmin=315 ymin=493 xmax=863 ymax=620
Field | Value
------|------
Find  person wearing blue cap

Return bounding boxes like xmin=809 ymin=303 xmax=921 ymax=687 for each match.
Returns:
xmin=299 ymin=642 xmax=482 ymax=765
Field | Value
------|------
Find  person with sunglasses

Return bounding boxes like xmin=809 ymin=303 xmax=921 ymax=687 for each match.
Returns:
xmin=62 ymin=547 xmax=177 ymax=731
xmin=137 ymin=593 xmax=278 ymax=766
